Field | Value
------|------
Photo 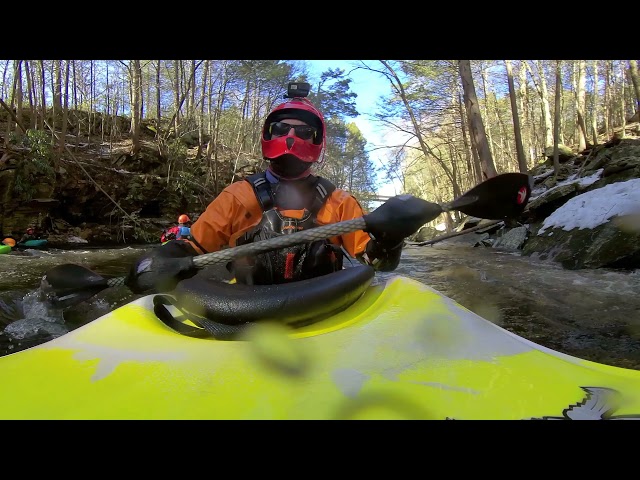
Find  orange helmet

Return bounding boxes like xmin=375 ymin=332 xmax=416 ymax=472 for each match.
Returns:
xmin=261 ymin=97 xmax=325 ymax=164
xmin=178 ymin=214 xmax=190 ymax=224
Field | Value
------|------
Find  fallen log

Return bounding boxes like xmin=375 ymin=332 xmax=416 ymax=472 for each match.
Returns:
xmin=407 ymin=220 xmax=503 ymax=247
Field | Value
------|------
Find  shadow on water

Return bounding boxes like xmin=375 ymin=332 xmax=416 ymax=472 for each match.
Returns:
xmin=1 ymin=241 xmax=640 ymax=370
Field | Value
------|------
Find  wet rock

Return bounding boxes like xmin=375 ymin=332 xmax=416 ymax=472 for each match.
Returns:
xmin=493 ymin=226 xmax=529 ymax=251
xmin=523 ymin=220 xmax=640 ymax=269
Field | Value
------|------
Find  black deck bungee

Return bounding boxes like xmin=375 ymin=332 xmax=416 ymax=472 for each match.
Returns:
xmin=152 ymin=265 xmax=375 ymax=340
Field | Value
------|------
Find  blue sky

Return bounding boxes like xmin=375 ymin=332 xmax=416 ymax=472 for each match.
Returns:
xmin=305 ymin=60 xmax=387 ymax=127
xmin=304 ymin=60 xmax=407 ymax=196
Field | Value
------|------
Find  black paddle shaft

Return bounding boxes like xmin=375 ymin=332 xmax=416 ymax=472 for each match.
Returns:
xmin=105 ymin=218 xmax=368 ymax=287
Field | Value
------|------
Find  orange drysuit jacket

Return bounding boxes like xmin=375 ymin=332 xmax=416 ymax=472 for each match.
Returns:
xmin=187 ymin=179 xmax=371 ymax=258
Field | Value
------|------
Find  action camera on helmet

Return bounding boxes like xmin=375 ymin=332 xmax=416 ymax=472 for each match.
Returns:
xmin=285 ymin=82 xmax=311 ymax=99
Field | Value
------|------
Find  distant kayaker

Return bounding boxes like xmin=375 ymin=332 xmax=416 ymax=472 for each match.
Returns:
xmin=19 ymin=227 xmax=38 ymax=244
xmin=126 ymin=83 xmax=426 ymax=293
xmin=160 ymin=214 xmax=192 ymax=243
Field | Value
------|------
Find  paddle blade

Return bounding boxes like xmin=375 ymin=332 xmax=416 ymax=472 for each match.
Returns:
xmin=40 ymin=264 xmax=110 ymax=309
xmin=448 ymin=173 xmax=531 ymax=219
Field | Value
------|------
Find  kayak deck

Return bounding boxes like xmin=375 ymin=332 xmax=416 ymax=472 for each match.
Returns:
xmin=2 ymin=274 xmax=640 ymax=419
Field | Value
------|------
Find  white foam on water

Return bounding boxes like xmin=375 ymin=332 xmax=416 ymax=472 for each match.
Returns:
xmin=2 ymin=290 xmax=68 ymax=340
xmin=67 ymin=236 xmax=89 ymax=243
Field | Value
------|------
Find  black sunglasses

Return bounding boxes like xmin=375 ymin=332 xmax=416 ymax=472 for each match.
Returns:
xmin=269 ymin=121 xmax=317 ymax=141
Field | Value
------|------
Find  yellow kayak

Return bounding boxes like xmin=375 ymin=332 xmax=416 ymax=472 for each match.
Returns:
xmin=2 ymin=265 xmax=640 ymax=420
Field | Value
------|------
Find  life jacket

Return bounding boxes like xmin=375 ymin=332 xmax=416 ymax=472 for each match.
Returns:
xmin=232 ymin=172 xmax=343 ymax=285
xmin=161 ymin=225 xmax=191 ymax=243
xmin=177 ymin=226 xmax=191 ymax=239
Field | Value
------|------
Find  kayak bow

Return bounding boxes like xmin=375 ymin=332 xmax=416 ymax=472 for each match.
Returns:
xmin=1 ymin=269 xmax=639 ymax=420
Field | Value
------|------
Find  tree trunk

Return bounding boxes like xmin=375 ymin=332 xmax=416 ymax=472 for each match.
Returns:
xmin=628 ymin=60 xmax=640 ymax=118
xmin=518 ymin=63 xmax=535 ymax=164
xmin=173 ymin=60 xmax=181 ymax=139
xmin=53 ymin=60 xmax=63 ymax=131
xmin=130 ymin=60 xmax=142 ymax=155
xmin=553 ymin=60 xmax=562 ymax=181
xmin=525 ymin=61 xmax=554 ymax=149
xmin=604 ymin=61 xmax=611 ymax=137
xmin=15 ymin=60 xmax=24 ymax=141
xmin=457 ymin=90 xmax=480 ymax=184
xmin=196 ymin=60 xmax=210 ymax=159
xmin=480 ymin=65 xmax=495 ymax=161
xmin=619 ymin=61 xmax=626 ymax=138
xmin=59 ymin=60 xmax=70 ymax=154
xmin=458 ymin=60 xmax=497 ymax=179
xmin=156 ymin=60 xmax=162 ymax=124
xmin=505 ymin=60 xmax=527 ymax=173
xmin=575 ymin=60 xmax=588 ymax=150
xmin=590 ymin=60 xmax=599 ymax=145
xmin=24 ymin=60 xmax=36 ymax=130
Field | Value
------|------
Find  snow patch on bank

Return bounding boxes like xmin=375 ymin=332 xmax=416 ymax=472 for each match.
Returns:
xmin=538 ymin=178 xmax=640 ymax=234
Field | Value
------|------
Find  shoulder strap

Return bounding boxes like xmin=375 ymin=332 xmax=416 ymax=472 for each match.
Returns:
xmin=245 ymin=172 xmax=335 ymax=215
xmin=245 ymin=172 xmax=274 ymax=211
xmin=308 ymin=175 xmax=336 ymax=215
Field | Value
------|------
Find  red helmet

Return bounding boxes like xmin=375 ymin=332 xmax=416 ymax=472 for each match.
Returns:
xmin=261 ymin=97 xmax=325 ymax=164
xmin=178 ymin=214 xmax=190 ymax=224
xmin=26 ymin=228 xmax=34 ymax=234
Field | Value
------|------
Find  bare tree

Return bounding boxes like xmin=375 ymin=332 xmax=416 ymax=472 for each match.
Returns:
xmin=52 ymin=60 xmax=63 ymax=131
xmin=458 ymin=60 xmax=497 ymax=179
xmin=628 ymin=60 xmax=640 ymax=119
xmin=155 ymin=60 xmax=162 ymax=124
xmin=575 ymin=60 xmax=588 ymax=150
xmin=38 ymin=60 xmax=45 ymax=131
xmin=196 ymin=59 xmax=210 ymax=159
xmin=525 ymin=60 xmax=554 ymax=149
xmin=15 ymin=60 xmax=24 ymax=141
xmin=604 ymin=60 xmax=612 ymax=137
xmin=518 ymin=62 xmax=535 ymax=163
xmin=457 ymin=90 xmax=481 ymax=184
xmin=552 ymin=60 xmax=562 ymax=181
xmin=120 ymin=60 xmax=143 ymax=155
xmin=619 ymin=61 xmax=626 ymax=137
xmin=24 ymin=60 xmax=36 ymax=130
xmin=590 ymin=60 xmax=599 ymax=145
xmin=59 ymin=60 xmax=70 ymax=153
xmin=479 ymin=64 xmax=496 ymax=161
xmin=505 ymin=60 xmax=527 ymax=173
xmin=376 ymin=61 xmax=464 ymax=196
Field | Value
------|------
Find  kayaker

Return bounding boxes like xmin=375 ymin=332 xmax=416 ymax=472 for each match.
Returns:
xmin=160 ymin=214 xmax=192 ymax=243
xmin=19 ymin=227 xmax=38 ymax=244
xmin=125 ymin=83 xmax=427 ymax=293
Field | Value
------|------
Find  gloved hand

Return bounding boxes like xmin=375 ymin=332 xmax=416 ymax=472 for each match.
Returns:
xmin=125 ymin=240 xmax=199 ymax=294
xmin=364 ymin=194 xmax=442 ymax=246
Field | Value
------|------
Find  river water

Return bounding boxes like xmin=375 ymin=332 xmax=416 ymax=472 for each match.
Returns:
xmin=1 ymin=241 xmax=640 ymax=369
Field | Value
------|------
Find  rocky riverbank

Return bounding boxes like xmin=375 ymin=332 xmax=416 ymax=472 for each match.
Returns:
xmin=414 ymin=136 xmax=640 ymax=271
